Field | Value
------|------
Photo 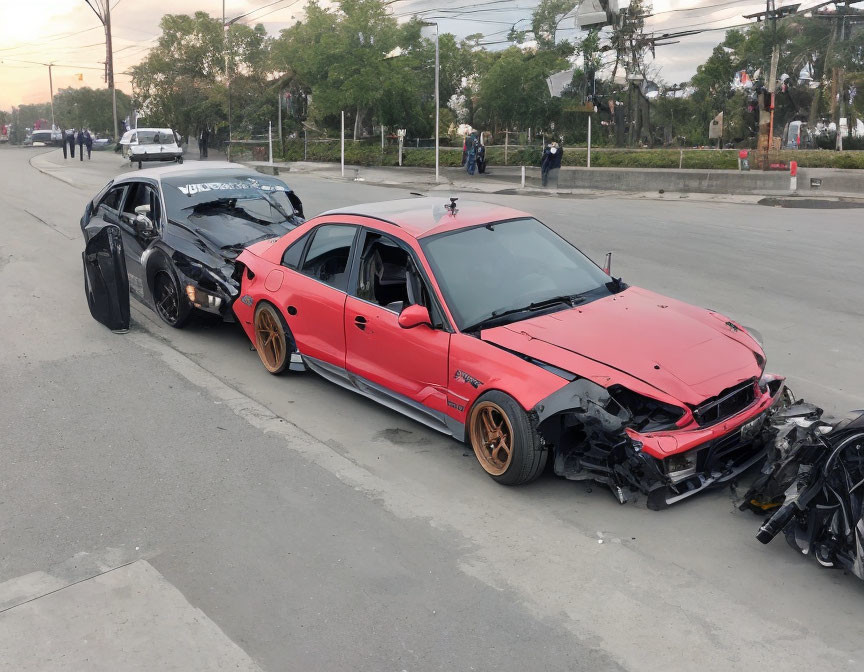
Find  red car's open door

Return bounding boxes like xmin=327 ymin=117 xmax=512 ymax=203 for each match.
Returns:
xmin=82 ymin=224 xmax=130 ymax=332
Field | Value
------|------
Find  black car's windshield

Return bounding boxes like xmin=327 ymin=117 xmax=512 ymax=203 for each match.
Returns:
xmin=162 ymin=173 xmax=300 ymax=228
xmin=420 ymin=218 xmax=614 ymax=331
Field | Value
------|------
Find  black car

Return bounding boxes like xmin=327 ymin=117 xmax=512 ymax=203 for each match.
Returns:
xmin=81 ymin=162 xmax=304 ymax=330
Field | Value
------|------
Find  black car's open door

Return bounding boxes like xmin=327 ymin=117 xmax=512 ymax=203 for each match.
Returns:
xmin=82 ymin=224 xmax=130 ymax=332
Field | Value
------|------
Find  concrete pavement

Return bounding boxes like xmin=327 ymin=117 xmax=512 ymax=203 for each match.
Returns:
xmin=3 ymin=145 xmax=864 ymax=671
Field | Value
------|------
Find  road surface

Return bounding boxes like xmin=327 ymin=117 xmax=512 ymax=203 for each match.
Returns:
xmin=1 ymin=146 xmax=862 ymax=671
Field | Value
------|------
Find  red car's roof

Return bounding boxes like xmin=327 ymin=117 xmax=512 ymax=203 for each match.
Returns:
xmin=319 ymin=197 xmax=530 ymax=238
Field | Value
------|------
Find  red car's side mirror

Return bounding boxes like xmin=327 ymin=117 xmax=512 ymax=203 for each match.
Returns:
xmin=398 ymin=304 xmax=432 ymax=329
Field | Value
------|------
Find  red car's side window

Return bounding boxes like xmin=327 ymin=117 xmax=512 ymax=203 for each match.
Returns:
xmin=281 ymin=231 xmax=311 ymax=270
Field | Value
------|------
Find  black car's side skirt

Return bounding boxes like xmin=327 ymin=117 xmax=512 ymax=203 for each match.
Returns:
xmin=302 ymin=355 xmax=465 ymax=440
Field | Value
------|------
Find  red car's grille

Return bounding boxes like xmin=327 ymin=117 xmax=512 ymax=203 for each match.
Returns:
xmin=692 ymin=379 xmax=757 ymax=427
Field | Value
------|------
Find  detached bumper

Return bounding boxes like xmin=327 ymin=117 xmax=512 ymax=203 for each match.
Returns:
xmin=131 ymin=152 xmax=182 ymax=162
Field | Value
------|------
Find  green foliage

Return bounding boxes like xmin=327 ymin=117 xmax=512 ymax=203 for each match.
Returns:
xmin=53 ymin=87 xmax=131 ymax=134
xmin=130 ymin=11 xmax=271 ymax=138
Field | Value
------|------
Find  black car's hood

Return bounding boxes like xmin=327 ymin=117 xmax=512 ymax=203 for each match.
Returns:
xmin=187 ymin=213 xmax=297 ymax=258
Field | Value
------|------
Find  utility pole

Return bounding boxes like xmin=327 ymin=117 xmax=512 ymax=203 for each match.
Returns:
xmin=744 ymin=1 xmax=800 ymax=166
xmin=85 ymin=1 xmax=119 ymax=140
xmin=837 ymin=13 xmax=847 ymax=150
xmin=224 ymin=0 xmax=231 ymax=158
xmin=48 ymin=64 xmax=55 ymax=130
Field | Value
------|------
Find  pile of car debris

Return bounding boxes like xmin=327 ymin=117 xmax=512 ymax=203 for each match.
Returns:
xmin=742 ymin=401 xmax=864 ymax=581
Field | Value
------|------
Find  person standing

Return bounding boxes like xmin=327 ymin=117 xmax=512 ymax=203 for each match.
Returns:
xmin=476 ymin=131 xmax=487 ymax=174
xmin=76 ymin=129 xmax=85 ymax=161
xmin=201 ymin=127 xmax=209 ymax=158
xmin=465 ymin=130 xmax=479 ymax=176
xmin=84 ymin=130 xmax=93 ymax=159
xmin=67 ymin=129 xmax=76 ymax=159
xmin=540 ymin=141 xmax=563 ymax=188
xmin=61 ymin=129 xmax=68 ymax=159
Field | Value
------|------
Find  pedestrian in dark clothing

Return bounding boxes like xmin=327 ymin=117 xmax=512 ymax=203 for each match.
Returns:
xmin=61 ymin=129 xmax=68 ymax=159
xmin=476 ymin=132 xmax=487 ymax=174
xmin=540 ymin=141 xmax=563 ymax=187
xmin=199 ymin=128 xmax=209 ymax=159
xmin=77 ymin=130 xmax=85 ymax=161
xmin=84 ymin=130 xmax=93 ymax=159
xmin=465 ymin=131 xmax=479 ymax=176
xmin=67 ymin=130 xmax=76 ymax=158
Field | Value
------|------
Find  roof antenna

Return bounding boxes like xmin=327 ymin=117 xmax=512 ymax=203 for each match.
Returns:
xmin=444 ymin=197 xmax=458 ymax=215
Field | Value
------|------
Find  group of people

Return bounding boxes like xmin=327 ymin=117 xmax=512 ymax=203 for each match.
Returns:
xmin=461 ymin=130 xmax=487 ymax=176
xmin=461 ymin=130 xmax=564 ymax=187
xmin=60 ymin=129 xmax=94 ymax=161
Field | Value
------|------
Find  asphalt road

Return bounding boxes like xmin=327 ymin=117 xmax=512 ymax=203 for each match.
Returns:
xmin=1 ymin=146 xmax=863 ymax=671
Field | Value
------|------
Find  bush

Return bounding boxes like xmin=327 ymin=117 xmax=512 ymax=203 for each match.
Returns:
xmin=274 ymin=140 xmax=864 ymax=170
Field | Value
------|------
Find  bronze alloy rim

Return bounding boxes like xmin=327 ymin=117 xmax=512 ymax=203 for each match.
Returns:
xmin=254 ymin=306 xmax=286 ymax=372
xmin=470 ymin=401 xmax=514 ymax=476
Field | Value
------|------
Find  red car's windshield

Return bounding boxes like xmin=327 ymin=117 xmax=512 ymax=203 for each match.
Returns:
xmin=421 ymin=218 xmax=614 ymax=332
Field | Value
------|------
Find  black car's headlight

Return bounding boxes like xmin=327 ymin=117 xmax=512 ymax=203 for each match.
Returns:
xmin=185 ymin=285 xmax=223 ymax=310
xmin=607 ymin=385 xmax=685 ymax=432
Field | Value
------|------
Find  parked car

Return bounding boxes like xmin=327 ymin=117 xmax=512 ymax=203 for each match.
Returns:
xmin=119 ymin=127 xmax=184 ymax=168
xmin=229 ymin=197 xmax=789 ymax=507
xmin=81 ymin=162 xmax=304 ymax=329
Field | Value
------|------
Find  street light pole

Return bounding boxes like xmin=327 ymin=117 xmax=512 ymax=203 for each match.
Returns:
xmin=420 ymin=21 xmax=440 ymax=182
xmin=434 ymin=23 xmax=439 ymax=183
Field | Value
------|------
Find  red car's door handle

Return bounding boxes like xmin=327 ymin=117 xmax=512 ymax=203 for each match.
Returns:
xmin=354 ymin=315 xmax=367 ymax=330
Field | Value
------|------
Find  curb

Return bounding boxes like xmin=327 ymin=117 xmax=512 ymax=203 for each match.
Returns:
xmin=29 ymin=149 xmax=90 ymax=190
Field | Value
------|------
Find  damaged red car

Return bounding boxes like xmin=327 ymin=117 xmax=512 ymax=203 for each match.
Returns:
xmin=233 ymin=197 xmax=789 ymax=508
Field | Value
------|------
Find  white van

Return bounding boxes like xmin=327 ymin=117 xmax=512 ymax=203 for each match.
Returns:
xmin=120 ymin=128 xmax=184 ymax=168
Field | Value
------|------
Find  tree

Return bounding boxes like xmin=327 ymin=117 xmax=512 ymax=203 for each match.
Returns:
xmin=475 ymin=47 xmax=567 ymax=132
xmin=130 ymin=11 xmax=271 ymax=140
xmin=273 ymin=0 xmax=406 ymax=139
xmin=53 ymin=87 xmax=131 ymax=134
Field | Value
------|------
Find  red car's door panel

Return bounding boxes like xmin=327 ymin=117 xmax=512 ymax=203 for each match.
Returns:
xmin=276 ymin=271 xmax=347 ymax=368
xmin=345 ymin=297 xmax=450 ymax=414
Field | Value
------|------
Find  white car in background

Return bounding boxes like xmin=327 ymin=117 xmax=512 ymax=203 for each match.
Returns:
xmin=119 ymin=127 xmax=184 ymax=168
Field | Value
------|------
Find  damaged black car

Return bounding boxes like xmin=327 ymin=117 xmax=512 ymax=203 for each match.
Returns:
xmin=80 ymin=162 xmax=304 ymax=330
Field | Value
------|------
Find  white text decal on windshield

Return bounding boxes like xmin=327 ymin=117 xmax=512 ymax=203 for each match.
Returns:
xmin=177 ymin=182 xmax=288 ymax=195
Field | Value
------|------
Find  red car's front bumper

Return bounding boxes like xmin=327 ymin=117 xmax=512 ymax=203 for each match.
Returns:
xmin=626 ymin=376 xmax=788 ymax=506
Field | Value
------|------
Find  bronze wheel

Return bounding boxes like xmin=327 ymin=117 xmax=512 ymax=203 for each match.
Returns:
xmin=467 ymin=391 xmax=547 ymax=485
xmin=470 ymin=401 xmax=514 ymax=477
xmin=254 ymin=303 xmax=288 ymax=374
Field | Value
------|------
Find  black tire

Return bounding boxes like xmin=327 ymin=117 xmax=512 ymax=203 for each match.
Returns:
xmin=468 ymin=390 xmax=547 ymax=485
xmin=252 ymin=302 xmax=292 ymax=375
xmin=151 ymin=264 xmax=192 ymax=328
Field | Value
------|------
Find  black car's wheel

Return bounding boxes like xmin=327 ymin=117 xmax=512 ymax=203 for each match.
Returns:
xmin=253 ymin=302 xmax=291 ymax=374
xmin=152 ymin=268 xmax=191 ymax=328
xmin=468 ymin=391 xmax=547 ymax=485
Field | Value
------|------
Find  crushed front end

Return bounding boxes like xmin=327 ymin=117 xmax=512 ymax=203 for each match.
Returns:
xmin=534 ymin=374 xmax=790 ymax=509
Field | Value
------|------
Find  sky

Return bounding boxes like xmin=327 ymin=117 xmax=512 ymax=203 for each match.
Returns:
xmin=0 ymin=0 xmax=780 ymax=110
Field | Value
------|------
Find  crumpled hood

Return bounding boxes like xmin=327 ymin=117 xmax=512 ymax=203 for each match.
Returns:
xmin=188 ymin=214 xmax=295 ymax=258
xmin=480 ymin=286 xmax=763 ymax=406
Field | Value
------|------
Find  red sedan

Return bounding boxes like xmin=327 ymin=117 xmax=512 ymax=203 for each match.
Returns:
xmin=233 ymin=197 xmax=789 ymax=508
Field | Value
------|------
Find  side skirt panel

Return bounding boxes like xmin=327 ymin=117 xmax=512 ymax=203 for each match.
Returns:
xmin=303 ymin=356 xmax=465 ymax=440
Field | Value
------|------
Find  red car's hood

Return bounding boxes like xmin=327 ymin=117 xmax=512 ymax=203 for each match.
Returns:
xmin=480 ymin=287 xmax=763 ymax=406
